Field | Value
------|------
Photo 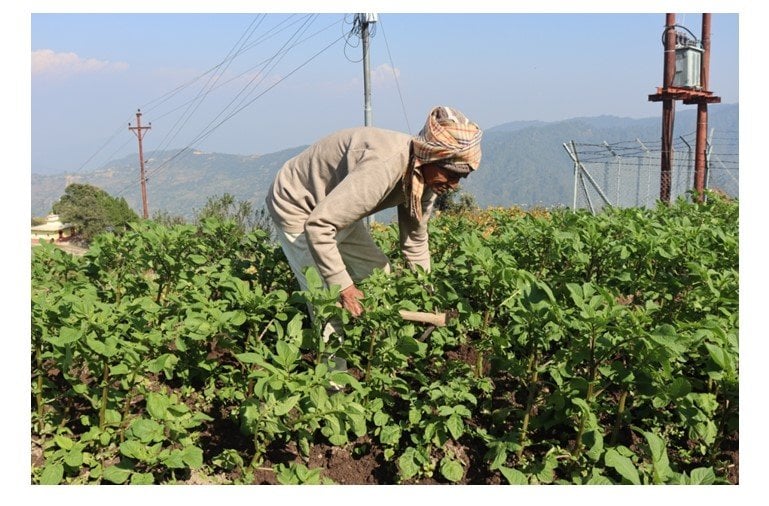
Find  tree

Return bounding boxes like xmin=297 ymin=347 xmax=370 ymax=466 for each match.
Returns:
xmin=434 ymin=188 xmax=478 ymax=214
xmin=151 ymin=209 xmax=187 ymax=227
xmin=52 ymin=183 xmax=139 ymax=243
xmin=194 ymin=193 xmax=274 ymax=237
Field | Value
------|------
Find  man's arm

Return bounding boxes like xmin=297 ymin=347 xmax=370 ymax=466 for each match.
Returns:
xmin=304 ymin=165 xmax=395 ymax=291
xmin=397 ymin=194 xmax=435 ymax=272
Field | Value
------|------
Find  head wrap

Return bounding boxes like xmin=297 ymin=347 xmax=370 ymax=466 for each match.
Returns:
xmin=404 ymin=106 xmax=483 ymax=220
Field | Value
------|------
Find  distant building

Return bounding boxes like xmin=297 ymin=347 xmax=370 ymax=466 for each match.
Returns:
xmin=31 ymin=214 xmax=76 ymax=243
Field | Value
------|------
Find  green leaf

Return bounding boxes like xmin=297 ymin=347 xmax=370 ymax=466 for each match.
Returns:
xmin=39 ymin=463 xmax=64 ymax=485
xmin=189 ymin=254 xmax=208 ymax=265
xmin=162 ymin=449 xmax=187 ymax=469
xmin=583 ymin=429 xmax=604 ymax=462
xmin=304 ymin=266 xmax=324 ymax=291
xmin=223 ymin=310 xmax=247 ymax=326
xmin=668 ymin=377 xmax=692 ymax=399
xmin=373 ymin=411 xmax=389 ymax=427
xmin=643 ymin=431 xmax=672 ymax=483
xmin=286 ymin=314 xmax=304 ymax=339
xmin=347 ymin=412 xmax=367 ymax=437
xmin=110 ymin=363 xmax=130 ymax=376
xmin=704 ymin=342 xmax=734 ymax=374
xmin=689 ymin=467 xmax=716 ymax=485
xmin=102 ymin=464 xmax=132 ymax=484
xmin=182 ymin=446 xmax=204 ymax=469
xmin=235 ymin=352 xmax=262 ymax=364
xmin=379 ymin=425 xmax=401 ymax=446
xmin=120 ymin=440 xmax=156 ymax=462
xmin=445 ymin=414 xmax=464 ymax=441
xmin=498 ymin=466 xmax=529 ymax=485
xmin=439 ymin=456 xmax=464 ymax=483
xmin=274 ymin=394 xmax=301 ymax=416
xmin=648 ymin=325 xmax=687 ymax=355
xmin=146 ymin=392 xmax=170 ymax=420
xmin=604 ymin=448 xmax=641 ymax=484
xmin=63 ymin=448 xmax=84 ymax=468
xmin=309 ymin=385 xmax=329 ymax=408
xmin=130 ymin=472 xmax=155 ymax=485
xmin=85 ymin=332 xmax=106 ymax=355
xmin=47 ymin=326 xmax=81 ymax=347
xmin=397 ymin=448 xmax=420 ymax=480
xmin=54 ymin=435 xmax=74 ymax=451
xmin=127 ymin=418 xmax=164 ymax=443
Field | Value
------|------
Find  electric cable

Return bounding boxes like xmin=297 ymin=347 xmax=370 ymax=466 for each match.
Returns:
xmin=378 ymin=15 xmax=412 ymax=135
xmin=113 ymin=29 xmax=347 ymax=199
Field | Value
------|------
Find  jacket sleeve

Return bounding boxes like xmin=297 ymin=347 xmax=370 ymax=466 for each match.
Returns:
xmin=397 ymin=193 xmax=435 ymax=272
xmin=303 ymin=165 xmax=395 ymax=290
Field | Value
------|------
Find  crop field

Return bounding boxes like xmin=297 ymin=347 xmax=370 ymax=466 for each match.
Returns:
xmin=31 ymin=193 xmax=738 ymax=485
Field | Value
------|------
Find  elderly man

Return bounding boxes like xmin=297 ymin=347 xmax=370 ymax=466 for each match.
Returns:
xmin=265 ymin=105 xmax=483 ymax=317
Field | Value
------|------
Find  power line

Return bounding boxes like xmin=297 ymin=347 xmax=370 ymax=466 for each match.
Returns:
xmin=147 ymin=17 xmax=264 ymax=160
xmin=137 ymin=15 xmax=323 ymax=188
xmin=113 ymin=29 xmax=347 ymax=199
xmin=378 ymin=16 xmax=412 ymax=135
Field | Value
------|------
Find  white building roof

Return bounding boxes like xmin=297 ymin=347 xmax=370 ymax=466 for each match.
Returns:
xmin=31 ymin=214 xmax=74 ymax=232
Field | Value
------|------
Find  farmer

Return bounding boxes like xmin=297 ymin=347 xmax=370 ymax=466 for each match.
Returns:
xmin=265 ymin=105 xmax=483 ymax=319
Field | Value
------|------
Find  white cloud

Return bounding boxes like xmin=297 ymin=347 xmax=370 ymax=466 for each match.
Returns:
xmin=32 ymin=49 xmax=129 ymax=78
xmin=371 ymin=63 xmax=400 ymax=86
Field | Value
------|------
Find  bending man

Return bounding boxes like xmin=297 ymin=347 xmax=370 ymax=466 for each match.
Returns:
xmin=265 ymin=105 xmax=483 ymax=316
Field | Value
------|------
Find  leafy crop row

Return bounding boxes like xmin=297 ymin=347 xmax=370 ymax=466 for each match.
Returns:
xmin=31 ymin=193 xmax=738 ymax=484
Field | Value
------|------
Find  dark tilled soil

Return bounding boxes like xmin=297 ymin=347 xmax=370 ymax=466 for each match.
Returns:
xmin=34 ymin=345 xmax=739 ymax=485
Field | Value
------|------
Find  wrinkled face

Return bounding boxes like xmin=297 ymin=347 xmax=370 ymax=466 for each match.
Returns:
xmin=421 ymin=163 xmax=462 ymax=195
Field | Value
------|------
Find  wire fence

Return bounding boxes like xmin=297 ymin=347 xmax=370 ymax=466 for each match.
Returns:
xmin=564 ymin=130 xmax=738 ymax=213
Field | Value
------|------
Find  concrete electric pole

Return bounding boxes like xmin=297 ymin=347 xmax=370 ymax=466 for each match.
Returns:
xmin=128 ymin=109 xmax=151 ymax=219
xmin=357 ymin=13 xmax=377 ymax=127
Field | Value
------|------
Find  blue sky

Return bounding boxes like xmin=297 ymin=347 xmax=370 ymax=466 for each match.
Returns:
xmin=27 ymin=6 xmax=740 ymax=175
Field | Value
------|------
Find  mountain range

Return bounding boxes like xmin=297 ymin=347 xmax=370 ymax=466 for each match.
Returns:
xmin=31 ymin=103 xmax=738 ymax=220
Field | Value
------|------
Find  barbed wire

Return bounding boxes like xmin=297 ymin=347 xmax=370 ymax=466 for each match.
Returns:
xmin=568 ymin=131 xmax=738 ymax=212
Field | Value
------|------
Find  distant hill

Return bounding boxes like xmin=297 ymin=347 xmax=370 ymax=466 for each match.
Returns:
xmin=31 ymin=104 xmax=738 ymax=219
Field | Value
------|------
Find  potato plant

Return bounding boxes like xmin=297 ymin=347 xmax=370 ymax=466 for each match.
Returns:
xmin=31 ymin=192 xmax=738 ymax=484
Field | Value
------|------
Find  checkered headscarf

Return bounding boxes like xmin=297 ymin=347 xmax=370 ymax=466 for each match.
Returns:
xmin=404 ymin=106 xmax=483 ymax=220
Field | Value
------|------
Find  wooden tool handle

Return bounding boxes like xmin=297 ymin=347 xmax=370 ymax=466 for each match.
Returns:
xmin=398 ymin=310 xmax=447 ymax=327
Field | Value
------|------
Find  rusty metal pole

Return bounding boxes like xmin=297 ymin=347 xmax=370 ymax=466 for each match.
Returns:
xmin=660 ymin=13 xmax=677 ymax=203
xmin=694 ymin=14 xmax=712 ymax=201
xmin=129 ymin=109 xmax=151 ymax=219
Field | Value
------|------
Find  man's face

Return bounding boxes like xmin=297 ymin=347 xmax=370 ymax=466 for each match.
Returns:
xmin=421 ymin=163 xmax=462 ymax=195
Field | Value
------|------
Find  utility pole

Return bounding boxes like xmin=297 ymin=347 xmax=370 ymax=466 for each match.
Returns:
xmin=660 ymin=13 xmax=676 ymax=203
xmin=356 ymin=13 xmax=377 ymax=226
xmin=649 ymin=13 xmax=720 ymax=203
xmin=357 ymin=13 xmax=377 ymax=126
xmin=694 ymin=14 xmax=713 ymax=201
xmin=128 ymin=109 xmax=151 ymax=219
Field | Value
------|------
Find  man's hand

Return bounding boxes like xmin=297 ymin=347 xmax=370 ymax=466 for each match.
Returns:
xmin=340 ymin=284 xmax=365 ymax=317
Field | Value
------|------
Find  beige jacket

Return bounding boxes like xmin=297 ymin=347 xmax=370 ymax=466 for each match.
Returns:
xmin=265 ymin=127 xmax=435 ymax=289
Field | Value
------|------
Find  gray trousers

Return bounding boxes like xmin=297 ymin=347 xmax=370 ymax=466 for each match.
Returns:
xmin=276 ymin=219 xmax=391 ymax=293
xmin=276 ymin=219 xmax=391 ymax=345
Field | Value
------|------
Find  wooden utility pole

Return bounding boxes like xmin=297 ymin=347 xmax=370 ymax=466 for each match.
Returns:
xmin=128 ymin=109 xmax=151 ymax=219
xmin=649 ymin=13 xmax=720 ymax=203
xmin=660 ymin=13 xmax=677 ymax=203
xmin=694 ymin=14 xmax=713 ymax=201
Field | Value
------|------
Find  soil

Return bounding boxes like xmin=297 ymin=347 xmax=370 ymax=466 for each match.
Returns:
xmin=190 ymin=343 xmax=738 ymax=485
xmin=35 ymin=343 xmax=739 ymax=486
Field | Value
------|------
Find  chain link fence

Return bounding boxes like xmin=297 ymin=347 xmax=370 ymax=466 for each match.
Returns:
xmin=564 ymin=130 xmax=738 ymax=213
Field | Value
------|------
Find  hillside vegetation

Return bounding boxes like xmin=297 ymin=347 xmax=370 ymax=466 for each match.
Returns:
xmin=31 ymin=104 xmax=738 ymax=219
